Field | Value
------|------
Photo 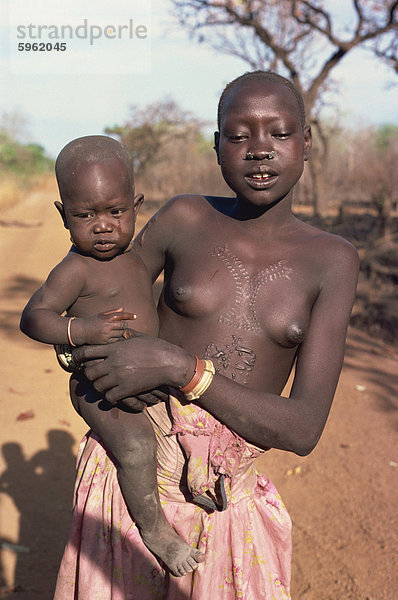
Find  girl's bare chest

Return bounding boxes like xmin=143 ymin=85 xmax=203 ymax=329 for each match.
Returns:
xmin=163 ymin=241 xmax=319 ymax=346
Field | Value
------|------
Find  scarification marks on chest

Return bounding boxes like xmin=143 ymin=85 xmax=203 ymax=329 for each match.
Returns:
xmin=212 ymin=245 xmax=292 ymax=332
xmin=205 ymin=335 xmax=256 ymax=385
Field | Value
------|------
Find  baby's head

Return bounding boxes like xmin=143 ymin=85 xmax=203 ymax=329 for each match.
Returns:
xmin=55 ymin=135 xmax=143 ymax=260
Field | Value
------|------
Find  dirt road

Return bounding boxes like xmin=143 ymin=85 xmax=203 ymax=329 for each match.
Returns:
xmin=0 ymin=181 xmax=397 ymax=599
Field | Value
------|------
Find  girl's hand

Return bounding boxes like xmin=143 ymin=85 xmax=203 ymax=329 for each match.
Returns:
xmin=70 ymin=308 xmax=136 ymax=345
xmin=72 ymin=333 xmax=195 ymax=404
xmin=119 ymin=388 xmax=169 ymax=411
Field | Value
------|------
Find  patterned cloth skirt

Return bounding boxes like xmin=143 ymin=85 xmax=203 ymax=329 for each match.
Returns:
xmin=54 ymin=400 xmax=292 ymax=599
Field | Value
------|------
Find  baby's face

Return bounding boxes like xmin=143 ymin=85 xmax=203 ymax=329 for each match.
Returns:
xmin=61 ymin=157 xmax=137 ymax=259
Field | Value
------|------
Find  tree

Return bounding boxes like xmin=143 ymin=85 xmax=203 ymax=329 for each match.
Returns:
xmin=105 ymin=99 xmax=229 ymax=202
xmin=0 ymin=129 xmax=52 ymax=175
xmin=171 ymin=0 xmax=398 ymax=215
xmin=326 ymin=123 xmax=398 ymax=238
xmin=368 ymin=124 xmax=398 ymax=237
xmin=105 ymin=99 xmax=205 ymax=176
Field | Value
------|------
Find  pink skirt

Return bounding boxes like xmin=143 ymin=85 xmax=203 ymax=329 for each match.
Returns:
xmin=54 ymin=401 xmax=292 ymax=599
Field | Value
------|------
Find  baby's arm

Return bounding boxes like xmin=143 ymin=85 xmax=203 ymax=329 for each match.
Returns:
xmin=20 ymin=254 xmax=135 ymax=346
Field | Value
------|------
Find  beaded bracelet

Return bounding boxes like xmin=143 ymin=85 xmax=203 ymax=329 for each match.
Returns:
xmin=181 ymin=357 xmax=216 ymax=402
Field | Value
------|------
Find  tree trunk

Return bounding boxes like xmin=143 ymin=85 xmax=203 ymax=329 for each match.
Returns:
xmin=378 ymin=190 xmax=393 ymax=239
xmin=308 ymin=159 xmax=321 ymax=219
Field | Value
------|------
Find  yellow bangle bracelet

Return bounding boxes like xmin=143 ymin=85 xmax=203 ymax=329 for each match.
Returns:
xmin=184 ymin=359 xmax=215 ymax=402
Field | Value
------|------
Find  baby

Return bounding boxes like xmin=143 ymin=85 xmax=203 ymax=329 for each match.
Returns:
xmin=20 ymin=135 xmax=203 ymax=577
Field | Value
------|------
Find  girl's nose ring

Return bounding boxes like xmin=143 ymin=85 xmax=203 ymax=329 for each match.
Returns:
xmin=245 ymin=151 xmax=276 ymax=160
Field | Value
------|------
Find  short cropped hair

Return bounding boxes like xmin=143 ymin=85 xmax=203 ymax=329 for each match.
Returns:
xmin=217 ymin=71 xmax=306 ymax=129
xmin=55 ymin=135 xmax=134 ymax=198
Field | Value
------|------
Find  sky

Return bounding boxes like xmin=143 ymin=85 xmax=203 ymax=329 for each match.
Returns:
xmin=0 ymin=0 xmax=397 ymax=158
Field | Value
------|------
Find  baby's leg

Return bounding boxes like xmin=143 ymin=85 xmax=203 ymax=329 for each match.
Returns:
xmin=69 ymin=373 xmax=204 ymax=577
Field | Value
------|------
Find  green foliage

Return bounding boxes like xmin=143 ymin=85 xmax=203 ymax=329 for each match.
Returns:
xmin=375 ymin=124 xmax=398 ymax=150
xmin=0 ymin=129 xmax=53 ymax=176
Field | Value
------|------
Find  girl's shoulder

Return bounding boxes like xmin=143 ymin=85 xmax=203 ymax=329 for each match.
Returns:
xmin=139 ymin=195 xmax=216 ymax=242
xmin=159 ymin=193 xmax=214 ymax=220
xmin=154 ymin=194 xmax=238 ymax=234
xmin=293 ymin=219 xmax=359 ymax=277
xmin=292 ymin=216 xmax=357 ymax=251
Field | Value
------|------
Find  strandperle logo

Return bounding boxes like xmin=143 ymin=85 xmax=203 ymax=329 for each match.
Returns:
xmin=8 ymin=0 xmax=151 ymax=75
xmin=16 ymin=18 xmax=148 ymax=45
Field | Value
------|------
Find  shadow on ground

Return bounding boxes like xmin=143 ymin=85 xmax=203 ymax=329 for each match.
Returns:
xmin=343 ymin=331 xmax=398 ymax=431
xmin=0 ymin=431 xmax=76 ymax=598
xmin=0 ymin=430 xmax=189 ymax=599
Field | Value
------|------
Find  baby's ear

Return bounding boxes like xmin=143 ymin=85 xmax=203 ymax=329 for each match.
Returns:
xmin=54 ymin=201 xmax=68 ymax=229
xmin=214 ymin=131 xmax=220 ymax=165
xmin=133 ymin=193 xmax=144 ymax=216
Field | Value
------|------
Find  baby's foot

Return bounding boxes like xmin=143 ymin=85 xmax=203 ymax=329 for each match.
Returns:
xmin=141 ymin=524 xmax=204 ymax=577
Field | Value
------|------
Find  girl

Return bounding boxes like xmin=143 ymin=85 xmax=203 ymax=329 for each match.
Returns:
xmin=55 ymin=72 xmax=358 ymax=599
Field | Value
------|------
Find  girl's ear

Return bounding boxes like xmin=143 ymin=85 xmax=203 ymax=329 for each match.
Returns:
xmin=214 ymin=131 xmax=221 ymax=165
xmin=54 ymin=201 xmax=69 ymax=229
xmin=303 ymin=125 xmax=312 ymax=162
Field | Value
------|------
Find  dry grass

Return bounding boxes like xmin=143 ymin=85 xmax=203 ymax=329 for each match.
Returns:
xmin=0 ymin=176 xmax=26 ymax=211
xmin=0 ymin=173 xmax=54 ymax=212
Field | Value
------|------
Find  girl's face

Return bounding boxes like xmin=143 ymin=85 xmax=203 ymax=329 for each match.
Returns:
xmin=215 ymin=79 xmax=311 ymax=214
xmin=56 ymin=157 xmax=142 ymax=260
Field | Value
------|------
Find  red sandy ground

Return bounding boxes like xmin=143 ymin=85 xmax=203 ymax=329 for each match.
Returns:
xmin=0 ymin=181 xmax=397 ymax=599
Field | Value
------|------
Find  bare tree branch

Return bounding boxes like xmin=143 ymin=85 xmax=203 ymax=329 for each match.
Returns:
xmin=291 ymin=0 xmax=333 ymax=38
xmin=172 ymin=0 xmax=398 ymax=115
xmin=171 ymin=0 xmax=397 ymax=215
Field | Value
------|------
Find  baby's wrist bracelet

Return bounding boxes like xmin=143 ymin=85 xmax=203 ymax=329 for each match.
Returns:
xmin=180 ymin=355 xmax=215 ymax=402
xmin=67 ymin=316 xmax=77 ymax=347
